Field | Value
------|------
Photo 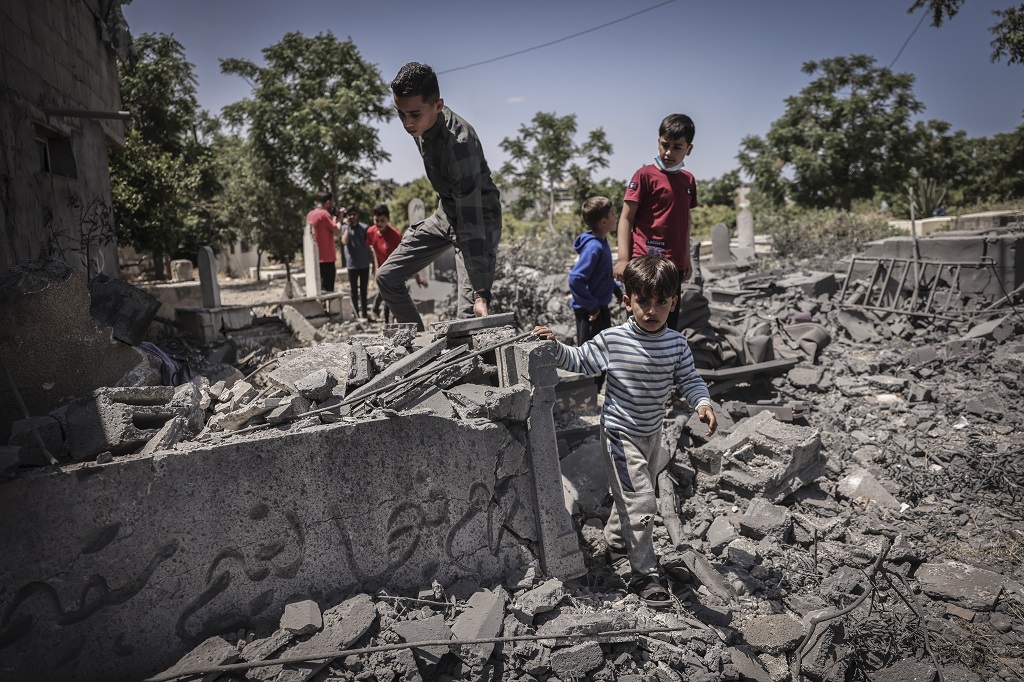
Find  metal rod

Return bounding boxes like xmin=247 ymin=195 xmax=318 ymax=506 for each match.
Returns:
xmin=922 ymin=263 xmax=943 ymax=315
xmin=838 ymin=256 xmax=856 ymax=304
xmin=42 ymin=107 xmax=131 ymax=120
xmin=0 ymin=354 xmax=58 ymax=465
xmin=840 ymin=303 xmax=963 ymax=322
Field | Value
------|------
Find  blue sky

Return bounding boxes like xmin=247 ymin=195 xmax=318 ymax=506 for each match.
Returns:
xmin=122 ymin=0 xmax=1023 ymax=186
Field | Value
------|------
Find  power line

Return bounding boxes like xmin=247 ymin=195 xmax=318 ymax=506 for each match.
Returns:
xmin=437 ymin=0 xmax=679 ymax=75
xmin=889 ymin=9 xmax=928 ymax=68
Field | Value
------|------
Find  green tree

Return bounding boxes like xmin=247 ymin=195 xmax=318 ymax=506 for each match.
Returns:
xmin=738 ymin=55 xmax=923 ymax=211
xmin=700 ymin=169 xmax=743 ymax=207
xmin=497 ymin=112 xmax=612 ymax=233
xmin=909 ymin=1 xmax=1024 ymax=65
xmin=110 ymin=33 xmax=224 ymax=278
xmin=220 ymin=32 xmax=392 ymax=202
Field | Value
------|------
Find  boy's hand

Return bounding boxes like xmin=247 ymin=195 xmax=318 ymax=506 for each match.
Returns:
xmin=698 ymin=405 xmax=717 ymax=437
xmin=532 ymin=326 xmax=554 ymax=340
xmin=473 ymin=298 xmax=489 ymax=318
xmin=587 ymin=309 xmax=599 ymax=322
xmin=613 ymin=259 xmax=628 ymax=280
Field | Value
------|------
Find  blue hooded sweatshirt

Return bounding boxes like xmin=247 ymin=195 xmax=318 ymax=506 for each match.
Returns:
xmin=569 ymin=231 xmax=618 ymax=311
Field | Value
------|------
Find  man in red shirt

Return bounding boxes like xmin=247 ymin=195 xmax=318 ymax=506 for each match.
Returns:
xmin=306 ymin=191 xmax=340 ymax=292
xmin=366 ymin=204 xmax=425 ymax=322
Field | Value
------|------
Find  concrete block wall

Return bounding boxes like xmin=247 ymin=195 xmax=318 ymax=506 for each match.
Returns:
xmin=0 ymin=412 xmax=539 ymax=681
xmin=0 ymin=0 xmax=124 ymax=277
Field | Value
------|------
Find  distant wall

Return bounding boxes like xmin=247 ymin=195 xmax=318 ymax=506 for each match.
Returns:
xmin=0 ymin=413 xmax=540 ymax=682
xmin=0 ymin=0 xmax=126 ymax=278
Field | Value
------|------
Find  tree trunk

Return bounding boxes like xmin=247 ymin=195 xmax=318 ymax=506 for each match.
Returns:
xmin=153 ymin=246 xmax=167 ymax=280
xmin=548 ymin=183 xmax=556 ymax=235
xmin=255 ymin=247 xmax=264 ymax=281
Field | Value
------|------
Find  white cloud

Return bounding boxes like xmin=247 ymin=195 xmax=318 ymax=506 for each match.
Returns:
xmin=506 ymin=96 xmax=525 ymax=104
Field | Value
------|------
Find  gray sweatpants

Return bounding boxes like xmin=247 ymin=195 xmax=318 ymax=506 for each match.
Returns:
xmin=602 ymin=426 xmax=669 ymax=578
xmin=375 ymin=212 xmax=500 ymax=331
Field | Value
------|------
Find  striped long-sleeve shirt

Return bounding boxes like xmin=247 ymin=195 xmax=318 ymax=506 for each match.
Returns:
xmin=552 ymin=317 xmax=711 ymax=438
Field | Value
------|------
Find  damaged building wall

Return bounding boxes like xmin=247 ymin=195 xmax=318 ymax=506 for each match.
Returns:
xmin=0 ymin=0 xmax=127 ymax=277
xmin=0 ymin=411 xmax=543 ymax=682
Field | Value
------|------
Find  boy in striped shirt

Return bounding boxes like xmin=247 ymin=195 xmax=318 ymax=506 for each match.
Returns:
xmin=533 ymin=255 xmax=717 ymax=604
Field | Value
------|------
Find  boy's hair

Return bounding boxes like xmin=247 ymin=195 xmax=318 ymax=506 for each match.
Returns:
xmin=659 ymin=114 xmax=696 ymax=144
xmin=372 ymin=203 xmax=390 ymax=218
xmin=622 ymin=256 xmax=679 ymax=299
xmin=391 ymin=62 xmax=440 ymax=102
xmin=316 ymin=191 xmax=333 ymax=204
xmin=581 ymin=196 xmax=613 ymax=229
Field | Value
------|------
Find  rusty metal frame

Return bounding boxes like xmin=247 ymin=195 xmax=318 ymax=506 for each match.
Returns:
xmin=838 ymin=256 xmax=999 ymax=320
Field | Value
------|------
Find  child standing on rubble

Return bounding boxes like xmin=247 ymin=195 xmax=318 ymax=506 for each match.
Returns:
xmin=614 ymin=113 xmax=699 ymax=332
xmin=570 ymin=196 xmax=621 ymax=348
xmin=533 ymin=255 xmax=717 ymax=606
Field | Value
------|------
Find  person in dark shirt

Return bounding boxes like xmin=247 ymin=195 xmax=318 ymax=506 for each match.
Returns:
xmin=376 ymin=62 xmax=503 ymax=331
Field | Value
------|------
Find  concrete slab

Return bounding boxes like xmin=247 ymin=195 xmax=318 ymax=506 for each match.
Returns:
xmin=281 ymin=304 xmax=323 ymax=345
xmin=549 ymin=641 xmax=603 ymax=678
xmin=273 ymin=593 xmax=376 ymax=681
xmin=391 ymin=614 xmax=452 ymax=663
xmin=513 ymin=579 xmax=567 ymax=620
xmin=431 ymin=312 xmax=516 ymax=339
xmin=916 ymin=561 xmax=1005 ymax=611
xmin=742 ymin=614 xmax=804 ymax=654
xmin=268 ymin=344 xmax=359 ymax=398
xmin=0 ymin=413 xmax=537 ymax=681
xmin=837 ymin=468 xmax=903 ymax=511
xmin=446 ymin=384 xmax=531 ymax=422
xmin=739 ymin=498 xmax=792 ymax=542
xmin=451 ymin=588 xmax=506 ymax=666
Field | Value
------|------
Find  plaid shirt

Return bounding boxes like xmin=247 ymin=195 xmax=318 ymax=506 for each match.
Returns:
xmin=416 ymin=106 xmax=502 ymax=292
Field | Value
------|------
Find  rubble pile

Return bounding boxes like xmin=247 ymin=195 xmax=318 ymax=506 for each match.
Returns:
xmin=146 ymin=252 xmax=1024 ymax=682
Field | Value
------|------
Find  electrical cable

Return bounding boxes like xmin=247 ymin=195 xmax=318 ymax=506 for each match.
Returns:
xmin=890 ymin=9 xmax=928 ymax=68
xmin=438 ymin=0 xmax=679 ymax=75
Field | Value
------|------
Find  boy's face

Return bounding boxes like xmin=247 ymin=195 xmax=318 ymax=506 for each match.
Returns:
xmin=394 ymin=94 xmax=444 ymax=137
xmin=623 ymin=290 xmax=678 ymax=333
xmin=601 ymin=211 xmax=618 ymax=233
xmin=658 ymin=135 xmax=692 ymax=169
xmin=373 ymin=213 xmax=389 ymax=229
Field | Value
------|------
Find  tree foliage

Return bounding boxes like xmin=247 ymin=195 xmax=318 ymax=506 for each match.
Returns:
xmin=110 ymin=33 xmax=225 ymax=277
xmin=220 ymin=32 xmax=392 ymax=200
xmin=700 ymin=169 xmax=743 ymax=207
xmin=908 ymin=1 xmax=1024 ymax=65
xmin=497 ymin=112 xmax=612 ymax=232
xmin=738 ymin=55 xmax=923 ymax=211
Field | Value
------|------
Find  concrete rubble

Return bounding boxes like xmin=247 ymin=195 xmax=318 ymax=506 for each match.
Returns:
xmin=3 ymin=227 xmax=1024 ymax=681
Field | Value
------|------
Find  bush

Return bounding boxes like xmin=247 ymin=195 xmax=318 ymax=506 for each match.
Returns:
xmin=691 ymin=204 xmax=738 ymax=243
xmin=759 ymin=208 xmax=899 ymax=261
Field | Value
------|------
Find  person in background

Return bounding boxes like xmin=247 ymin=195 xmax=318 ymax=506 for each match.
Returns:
xmin=366 ymin=203 xmax=426 ymax=322
xmin=341 ymin=205 xmax=371 ymax=320
xmin=306 ymin=191 xmax=340 ymax=293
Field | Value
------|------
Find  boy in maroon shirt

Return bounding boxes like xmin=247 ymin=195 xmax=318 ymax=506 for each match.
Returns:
xmin=614 ymin=114 xmax=697 ymax=331
xmin=366 ymin=204 xmax=425 ymax=322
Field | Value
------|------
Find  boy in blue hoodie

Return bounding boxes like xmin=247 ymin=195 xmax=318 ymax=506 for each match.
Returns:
xmin=570 ymin=196 xmax=621 ymax=347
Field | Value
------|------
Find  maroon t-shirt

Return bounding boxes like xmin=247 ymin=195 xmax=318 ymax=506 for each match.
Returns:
xmin=624 ymin=164 xmax=698 ymax=271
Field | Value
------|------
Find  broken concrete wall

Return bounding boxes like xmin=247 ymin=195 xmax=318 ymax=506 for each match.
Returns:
xmin=0 ymin=411 xmax=538 ymax=682
xmin=0 ymin=0 xmax=126 ymax=277
xmin=0 ymin=260 xmax=148 ymax=443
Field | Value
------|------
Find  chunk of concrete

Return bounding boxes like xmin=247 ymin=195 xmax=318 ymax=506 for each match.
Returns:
xmin=281 ymin=599 xmax=323 ymax=636
xmin=447 ymin=384 xmax=531 ymax=422
xmin=392 ymin=614 xmax=452 ymax=663
xmin=140 ymin=415 xmax=189 ymax=456
xmin=269 ymin=344 xmax=360 ymax=398
xmin=0 ymin=259 xmax=149 ymax=444
xmin=870 ymin=658 xmax=937 ymax=682
xmin=915 ymin=561 xmax=1005 ymax=611
xmin=8 ymin=416 xmax=63 ymax=465
xmin=707 ymin=515 xmax=739 ymax=554
xmin=404 ymin=386 xmax=458 ymax=418
xmin=742 ymin=614 xmax=804 ymax=654
xmin=727 ymin=645 xmax=771 ymax=682
xmin=452 ymin=588 xmax=506 ymax=666
xmin=514 ymin=579 xmax=567 ymax=620
xmin=170 ymin=259 xmax=193 ymax=282
xmin=963 ymin=314 xmax=1014 ymax=343
xmin=88 ymin=274 xmax=161 ymax=345
xmin=836 ymin=467 xmax=902 ymax=511
xmin=281 ymin=304 xmax=323 ymax=345
xmin=275 ymin=593 xmax=376 ymax=681
xmin=536 ymin=610 xmax=636 ymax=641
xmin=431 ymin=312 xmax=516 ymax=339
xmin=739 ymin=497 xmax=792 ymax=542
xmin=64 ymin=386 xmax=177 ymax=460
xmin=690 ymin=411 xmax=824 ymax=501
xmin=293 ymin=368 xmax=338 ymax=402
xmin=549 ymin=641 xmax=604 ymax=678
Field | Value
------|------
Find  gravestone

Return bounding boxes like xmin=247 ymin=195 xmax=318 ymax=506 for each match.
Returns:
xmin=408 ymin=198 xmax=426 ymax=225
xmin=737 ymin=208 xmax=755 ymax=249
xmin=170 ymin=259 xmax=193 ymax=282
xmin=711 ymin=223 xmax=733 ymax=267
xmin=303 ymin=221 xmax=321 ymax=297
xmin=197 ymin=246 xmax=221 ymax=308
